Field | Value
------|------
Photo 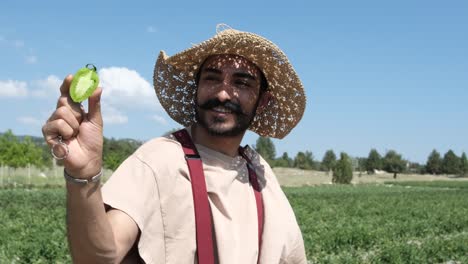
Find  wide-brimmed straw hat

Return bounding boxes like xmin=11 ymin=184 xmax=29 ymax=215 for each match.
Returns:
xmin=153 ymin=24 xmax=306 ymax=139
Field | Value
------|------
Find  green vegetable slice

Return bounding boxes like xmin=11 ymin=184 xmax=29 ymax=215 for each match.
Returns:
xmin=70 ymin=64 xmax=99 ymax=103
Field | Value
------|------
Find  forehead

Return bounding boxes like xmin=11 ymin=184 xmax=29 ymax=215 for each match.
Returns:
xmin=201 ymin=54 xmax=261 ymax=77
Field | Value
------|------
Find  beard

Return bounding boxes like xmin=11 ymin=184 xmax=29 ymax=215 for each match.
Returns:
xmin=195 ymin=98 xmax=258 ymax=137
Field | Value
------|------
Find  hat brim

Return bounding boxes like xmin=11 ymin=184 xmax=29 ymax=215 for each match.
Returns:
xmin=153 ymin=29 xmax=306 ymax=139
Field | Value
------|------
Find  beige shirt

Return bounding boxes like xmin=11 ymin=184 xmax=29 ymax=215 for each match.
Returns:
xmin=102 ymin=130 xmax=306 ymax=264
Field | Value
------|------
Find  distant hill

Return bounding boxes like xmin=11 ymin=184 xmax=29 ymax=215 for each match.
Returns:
xmin=0 ymin=131 xmax=144 ymax=147
xmin=18 ymin=135 xmax=45 ymax=144
xmin=0 ymin=132 xmax=46 ymax=145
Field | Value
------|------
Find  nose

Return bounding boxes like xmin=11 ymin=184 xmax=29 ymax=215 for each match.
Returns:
xmin=215 ymin=89 xmax=232 ymax=102
xmin=214 ymin=79 xmax=236 ymax=102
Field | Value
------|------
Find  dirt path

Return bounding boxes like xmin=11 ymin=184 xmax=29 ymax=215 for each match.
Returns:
xmin=273 ymin=167 xmax=468 ymax=187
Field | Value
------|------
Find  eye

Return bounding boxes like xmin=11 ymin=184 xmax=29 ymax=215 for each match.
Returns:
xmin=203 ymin=75 xmax=220 ymax=82
xmin=234 ymin=79 xmax=251 ymax=88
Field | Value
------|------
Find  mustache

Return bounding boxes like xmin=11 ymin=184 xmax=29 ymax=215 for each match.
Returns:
xmin=198 ymin=98 xmax=244 ymax=115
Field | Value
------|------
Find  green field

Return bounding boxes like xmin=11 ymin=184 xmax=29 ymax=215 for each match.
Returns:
xmin=286 ymin=183 xmax=468 ymax=263
xmin=0 ymin=188 xmax=69 ymax=263
xmin=1 ymin=182 xmax=467 ymax=263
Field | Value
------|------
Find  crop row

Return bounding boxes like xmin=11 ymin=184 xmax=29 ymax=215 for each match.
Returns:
xmin=285 ymin=183 xmax=468 ymax=263
xmin=1 ymin=182 xmax=467 ymax=263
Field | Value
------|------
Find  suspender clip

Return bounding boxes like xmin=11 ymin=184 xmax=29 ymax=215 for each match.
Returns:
xmin=185 ymin=153 xmax=201 ymax=160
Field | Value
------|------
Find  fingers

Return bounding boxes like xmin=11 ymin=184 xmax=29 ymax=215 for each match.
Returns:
xmin=43 ymin=74 xmax=104 ymax=148
xmin=43 ymin=105 xmax=81 ymax=145
xmin=42 ymin=119 xmax=75 ymax=147
xmin=87 ymin=87 xmax=103 ymax=126
xmin=57 ymin=75 xmax=85 ymax=123
xmin=51 ymin=106 xmax=81 ymax=133
xmin=59 ymin=75 xmax=73 ymax=97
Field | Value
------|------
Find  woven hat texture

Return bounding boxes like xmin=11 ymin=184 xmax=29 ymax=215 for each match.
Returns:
xmin=154 ymin=25 xmax=306 ymax=139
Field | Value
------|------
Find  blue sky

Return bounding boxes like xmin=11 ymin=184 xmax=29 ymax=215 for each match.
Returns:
xmin=1 ymin=0 xmax=467 ymax=163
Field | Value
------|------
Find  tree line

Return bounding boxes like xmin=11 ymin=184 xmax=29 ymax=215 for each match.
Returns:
xmin=0 ymin=130 xmax=142 ymax=171
xmin=0 ymin=130 xmax=49 ymax=169
xmin=1 ymin=130 xmax=467 ymax=182
xmin=254 ymin=137 xmax=468 ymax=183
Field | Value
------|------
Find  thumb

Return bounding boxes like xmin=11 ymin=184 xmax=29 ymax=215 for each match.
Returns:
xmin=87 ymin=87 xmax=103 ymax=126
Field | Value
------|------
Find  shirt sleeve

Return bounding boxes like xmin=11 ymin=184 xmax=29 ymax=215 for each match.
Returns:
xmin=101 ymin=154 xmax=159 ymax=232
xmin=281 ymin=229 xmax=308 ymax=264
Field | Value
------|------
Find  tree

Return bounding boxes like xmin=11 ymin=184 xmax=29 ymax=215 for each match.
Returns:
xmin=332 ymin=152 xmax=353 ymax=184
xmin=305 ymin=151 xmax=317 ymax=170
xmin=20 ymin=136 xmax=44 ymax=168
xmin=255 ymin=137 xmax=276 ymax=166
xmin=356 ymin=157 xmax=367 ymax=176
xmin=40 ymin=142 xmax=53 ymax=168
xmin=294 ymin=152 xmax=306 ymax=169
xmin=321 ymin=150 xmax=337 ymax=174
xmin=383 ymin=150 xmax=406 ymax=179
xmin=294 ymin=151 xmax=314 ymax=170
xmin=366 ymin=149 xmax=382 ymax=174
xmin=441 ymin=150 xmax=461 ymax=175
xmin=103 ymin=138 xmax=141 ymax=171
xmin=407 ymin=162 xmax=424 ymax=174
xmin=0 ymin=130 xmax=24 ymax=168
xmin=0 ymin=130 xmax=16 ymax=165
xmin=0 ymin=131 xmax=46 ymax=169
xmin=275 ymin=152 xmax=293 ymax=168
xmin=4 ymin=132 xmax=54 ymax=168
xmin=460 ymin=152 xmax=468 ymax=176
xmin=425 ymin=149 xmax=442 ymax=175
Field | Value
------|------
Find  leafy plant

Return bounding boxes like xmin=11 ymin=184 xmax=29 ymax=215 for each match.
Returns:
xmin=332 ymin=152 xmax=353 ymax=184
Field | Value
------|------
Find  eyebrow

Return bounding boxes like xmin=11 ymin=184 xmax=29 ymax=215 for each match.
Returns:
xmin=233 ymin=72 xmax=257 ymax=82
xmin=202 ymin=67 xmax=257 ymax=81
xmin=202 ymin=67 xmax=222 ymax=75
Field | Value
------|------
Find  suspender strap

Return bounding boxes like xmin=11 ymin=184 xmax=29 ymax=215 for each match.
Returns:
xmin=239 ymin=146 xmax=264 ymax=263
xmin=172 ymin=129 xmax=264 ymax=264
xmin=173 ymin=129 xmax=215 ymax=264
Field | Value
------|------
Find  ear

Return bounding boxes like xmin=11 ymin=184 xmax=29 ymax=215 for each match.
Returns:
xmin=256 ymin=91 xmax=273 ymax=115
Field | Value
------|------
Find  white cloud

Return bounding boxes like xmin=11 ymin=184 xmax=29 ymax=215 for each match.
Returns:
xmin=0 ymin=75 xmax=61 ymax=98
xmin=150 ymin=115 xmax=168 ymax=125
xmin=0 ymin=80 xmax=28 ymax=97
xmin=17 ymin=116 xmax=42 ymax=126
xmin=25 ymin=55 xmax=38 ymax=64
xmin=102 ymin=103 xmax=128 ymax=125
xmin=99 ymin=67 xmax=161 ymax=110
xmin=13 ymin=40 xmax=24 ymax=48
xmin=0 ymin=36 xmax=38 ymax=65
xmin=147 ymin=26 xmax=157 ymax=33
xmin=1 ymin=67 xmax=165 ymax=129
xmin=30 ymin=75 xmax=61 ymax=97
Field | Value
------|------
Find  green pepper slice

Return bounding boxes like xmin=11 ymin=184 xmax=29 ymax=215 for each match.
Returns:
xmin=70 ymin=64 xmax=99 ymax=103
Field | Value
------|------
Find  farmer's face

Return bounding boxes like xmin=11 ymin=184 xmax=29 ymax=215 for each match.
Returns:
xmin=196 ymin=54 xmax=263 ymax=137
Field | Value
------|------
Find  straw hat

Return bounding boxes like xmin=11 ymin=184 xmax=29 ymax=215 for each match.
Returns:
xmin=153 ymin=24 xmax=306 ymax=139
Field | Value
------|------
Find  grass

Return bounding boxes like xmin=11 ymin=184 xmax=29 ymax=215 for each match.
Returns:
xmin=384 ymin=180 xmax=468 ymax=189
xmin=0 ymin=188 xmax=70 ymax=263
xmin=1 ymin=175 xmax=468 ymax=263
xmin=285 ymin=184 xmax=468 ymax=263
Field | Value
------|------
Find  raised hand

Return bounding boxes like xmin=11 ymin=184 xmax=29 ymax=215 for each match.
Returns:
xmin=42 ymin=75 xmax=103 ymax=179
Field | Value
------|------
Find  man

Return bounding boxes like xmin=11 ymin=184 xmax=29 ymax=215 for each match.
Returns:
xmin=42 ymin=25 xmax=307 ymax=263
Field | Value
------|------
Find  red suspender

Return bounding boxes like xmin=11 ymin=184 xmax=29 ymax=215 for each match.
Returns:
xmin=172 ymin=129 xmax=264 ymax=264
xmin=239 ymin=147 xmax=264 ymax=263
xmin=173 ymin=129 xmax=215 ymax=264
